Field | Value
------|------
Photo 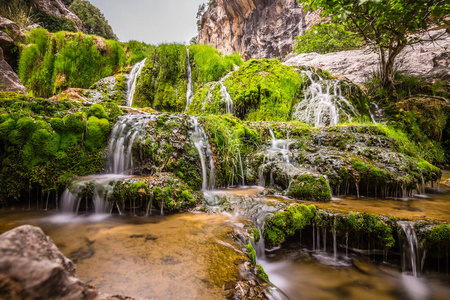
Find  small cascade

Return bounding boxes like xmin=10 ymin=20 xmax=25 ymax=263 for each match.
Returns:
xmin=267 ymin=128 xmax=293 ymax=164
xmin=190 ymin=117 xmax=215 ymax=190
xmin=184 ymin=49 xmax=194 ymax=112
xmin=292 ymin=70 xmax=360 ymax=127
xmin=219 ymin=73 xmax=234 ymax=114
xmin=126 ymin=59 xmax=147 ymax=107
xmin=61 ymin=115 xmax=154 ymax=214
xmin=398 ymin=221 xmax=425 ymax=277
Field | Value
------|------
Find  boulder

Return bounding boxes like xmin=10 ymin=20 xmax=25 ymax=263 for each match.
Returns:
xmin=0 ymin=57 xmax=27 ymax=94
xmin=0 ymin=17 xmax=25 ymax=41
xmin=0 ymin=225 xmax=133 ymax=300
xmin=285 ymin=29 xmax=450 ymax=84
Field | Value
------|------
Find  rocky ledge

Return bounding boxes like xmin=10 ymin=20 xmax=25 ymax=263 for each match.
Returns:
xmin=0 ymin=225 xmax=132 ymax=300
xmin=285 ymin=29 xmax=450 ymax=84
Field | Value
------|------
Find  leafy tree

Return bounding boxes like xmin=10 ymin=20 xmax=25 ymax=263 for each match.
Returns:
xmin=298 ymin=0 xmax=449 ymax=93
xmin=293 ymin=23 xmax=363 ymax=54
xmin=69 ymin=0 xmax=117 ymax=40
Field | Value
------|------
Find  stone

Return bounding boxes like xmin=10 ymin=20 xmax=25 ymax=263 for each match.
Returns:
xmin=198 ymin=0 xmax=324 ymax=60
xmin=0 ymin=225 xmax=133 ymax=300
xmin=0 ymin=58 xmax=27 ymax=94
xmin=0 ymin=17 xmax=25 ymax=41
xmin=34 ymin=0 xmax=86 ymax=32
xmin=0 ymin=31 xmax=17 ymax=66
xmin=285 ymin=29 xmax=450 ymax=84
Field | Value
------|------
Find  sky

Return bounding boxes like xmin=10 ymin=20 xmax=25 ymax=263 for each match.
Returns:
xmin=88 ymin=0 xmax=206 ymax=44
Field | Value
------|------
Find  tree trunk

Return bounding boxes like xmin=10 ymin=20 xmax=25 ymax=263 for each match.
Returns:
xmin=380 ymin=44 xmax=406 ymax=98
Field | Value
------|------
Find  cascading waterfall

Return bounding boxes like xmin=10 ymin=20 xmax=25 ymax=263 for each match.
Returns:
xmin=190 ymin=117 xmax=215 ymax=190
xmin=60 ymin=114 xmax=154 ymax=214
xmin=184 ymin=49 xmax=194 ymax=112
xmin=398 ymin=221 xmax=425 ymax=277
xmin=126 ymin=59 xmax=147 ymax=107
xmin=292 ymin=70 xmax=360 ymax=127
xmin=219 ymin=73 xmax=234 ymax=114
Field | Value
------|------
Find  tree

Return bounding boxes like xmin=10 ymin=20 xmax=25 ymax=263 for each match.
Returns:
xmin=297 ymin=0 xmax=449 ymax=93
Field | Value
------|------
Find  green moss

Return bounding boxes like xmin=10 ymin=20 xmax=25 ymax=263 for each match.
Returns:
xmin=246 ymin=243 xmax=256 ymax=265
xmin=264 ymin=204 xmax=316 ymax=248
xmin=223 ymin=59 xmax=303 ymax=121
xmin=256 ymin=264 xmax=269 ymax=282
xmin=287 ymin=174 xmax=332 ymax=201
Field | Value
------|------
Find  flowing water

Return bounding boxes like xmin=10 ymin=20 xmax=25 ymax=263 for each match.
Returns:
xmin=219 ymin=73 xmax=234 ymax=114
xmin=61 ymin=114 xmax=154 ymax=214
xmin=190 ymin=117 xmax=215 ymax=190
xmin=0 ymin=211 xmax=244 ymax=300
xmin=126 ymin=59 xmax=147 ymax=107
xmin=184 ymin=49 xmax=194 ymax=112
xmin=292 ymin=70 xmax=360 ymax=127
xmin=398 ymin=221 xmax=424 ymax=277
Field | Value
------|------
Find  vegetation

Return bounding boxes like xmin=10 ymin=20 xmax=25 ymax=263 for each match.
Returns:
xmin=298 ymin=0 xmax=450 ymax=91
xmin=264 ymin=204 xmax=316 ymax=248
xmin=223 ymin=59 xmax=303 ymax=121
xmin=69 ymin=0 xmax=117 ymax=40
xmin=293 ymin=23 xmax=363 ymax=54
xmin=18 ymin=28 xmax=125 ymax=97
xmin=0 ymin=91 xmax=122 ymax=204
xmin=0 ymin=0 xmax=35 ymax=28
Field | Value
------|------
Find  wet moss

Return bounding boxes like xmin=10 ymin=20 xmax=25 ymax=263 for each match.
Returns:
xmin=264 ymin=204 xmax=316 ymax=248
xmin=287 ymin=174 xmax=332 ymax=201
xmin=246 ymin=243 xmax=256 ymax=265
xmin=256 ymin=264 xmax=269 ymax=282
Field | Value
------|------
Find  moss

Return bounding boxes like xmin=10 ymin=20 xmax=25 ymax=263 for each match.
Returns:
xmin=248 ymin=227 xmax=261 ymax=243
xmin=84 ymin=116 xmax=111 ymax=151
xmin=287 ymin=174 xmax=332 ymax=201
xmin=246 ymin=243 xmax=256 ymax=265
xmin=264 ymin=204 xmax=316 ymax=248
xmin=222 ymin=59 xmax=303 ymax=121
xmin=88 ymin=104 xmax=109 ymax=119
xmin=256 ymin=264 xmax=269 ymax=282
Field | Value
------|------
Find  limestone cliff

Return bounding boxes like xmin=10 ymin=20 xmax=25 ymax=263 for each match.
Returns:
xmin=198 ymin=0 xmax=322 ymax=60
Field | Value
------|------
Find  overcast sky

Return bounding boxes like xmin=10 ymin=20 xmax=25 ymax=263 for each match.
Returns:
xmin=88 ymin=0 xmax=206 ymax=44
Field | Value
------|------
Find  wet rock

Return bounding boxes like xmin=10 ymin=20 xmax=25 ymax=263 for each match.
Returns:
xmin=198 ymin=0 xmax=324 ymax=60
xmin=0 ymin=57 xmax=27 ymax=94
xmin=285 ymin=29 xmax=450 ymax=84
xmin=0 ymin=225 xmax=133 ymax=300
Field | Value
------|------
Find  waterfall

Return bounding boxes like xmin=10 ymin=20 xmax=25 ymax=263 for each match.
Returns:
xmin=268 ymin=128 xmax=293 ymax=164
xmin=292 ymin=70 xmax=360 ymax=127
xmin=398 ymin=221 xmax=425 ymax=277
xmin=190 ymin=117 xmax=215 ymax=190
xmin=219 ymin=73 xmax=234 ymax=114
xmin=126 ymin=59 xmax=147 ymax=107
xmin=61 ymin=114 xmax=154 ymax=214
xmin=184 ymin=49 xmax=194 ymax=113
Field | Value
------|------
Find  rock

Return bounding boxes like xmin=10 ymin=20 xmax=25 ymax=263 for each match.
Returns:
xmin=198 ymin=0 xmax=324 ymax=60
xmin=285 ymin=29 xmax=450 ymax=84
xmin=0 ymin=225 xmax=133 ymax=300
xmin=0 ymin=31 xmax=17 ymax=67
xmin=0 ymin=17 xmax=25 ymax=41
xmin=0 ymin=58 xmax=27 ymax=94
xmin=33 ymin=0 xmax=86 ymax=32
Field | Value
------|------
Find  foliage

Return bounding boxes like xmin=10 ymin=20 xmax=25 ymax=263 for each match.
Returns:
xmin=0 ymin=92 xmax=122 ymax=204
xmin=293 ymin=23 xmax=363 ymax=54
xmin=18 ymin=28 xmax=125 ymax=97
xmin=0 ymin=0 xmax=35 ymax=28
xmin=246 ymin=243 xmax=256 ymax=265
xmin=34 ymin=11 xmax=76 ymax=33
xmin=124 ymin=40 xmax=155 ymax=65
xmin=298 ymin=0 xmax=450 ymax=90
xmin=264 ymin=204 xmax=316 ymax=248
xmin=69 ymin=0 xmax=117 ymax=40
xmin=224 ymin=59 xmax=303 ymax=121
xmin=287 ymin=174 xmax=332 ymax=201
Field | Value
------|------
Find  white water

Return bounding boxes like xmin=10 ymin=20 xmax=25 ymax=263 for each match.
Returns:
xmin=184 ymin=49 xmax=194 ymax=112
xmin=126 ymin=59 xmax=147 ymax=107
xmin=398 ymin=221 xmax=425 ymax=277
xmin=292 ymin=70 xmax=360 ymax=127
xmin=190 ymin=117 xmax=215 ymax=190
xmin=61 ymin=115 xmax=154 ymax=214
xmin=219 ymin=73 xmax=234 ymax=114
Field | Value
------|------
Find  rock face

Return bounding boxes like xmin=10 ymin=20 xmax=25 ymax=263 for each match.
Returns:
xmin=0 ymin=225 xmax=131 ymax=300
xmin=198 ymin=0 xmax=323 ymax=60
xmin=0 ymin=48 xmax=27 ymax=94
xmin=285 ymin=29 xmax=450 ymax=84
xmin=33 ymin=0 xmax=86 ymax=32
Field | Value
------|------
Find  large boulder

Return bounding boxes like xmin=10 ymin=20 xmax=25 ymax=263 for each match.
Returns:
xmin=0 ymin=17 xmax=25 ymax=41
xmin=0 ymin=225 xmax=131 ymax=300
xmin=0 ymin=50 xmax=27 ymax=94
xmin=285 ymin=29 xmax=450 ymax=84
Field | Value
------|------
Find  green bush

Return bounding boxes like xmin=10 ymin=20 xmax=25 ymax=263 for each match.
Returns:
xmin=293 ymin=23 xmax=363 ymax=54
